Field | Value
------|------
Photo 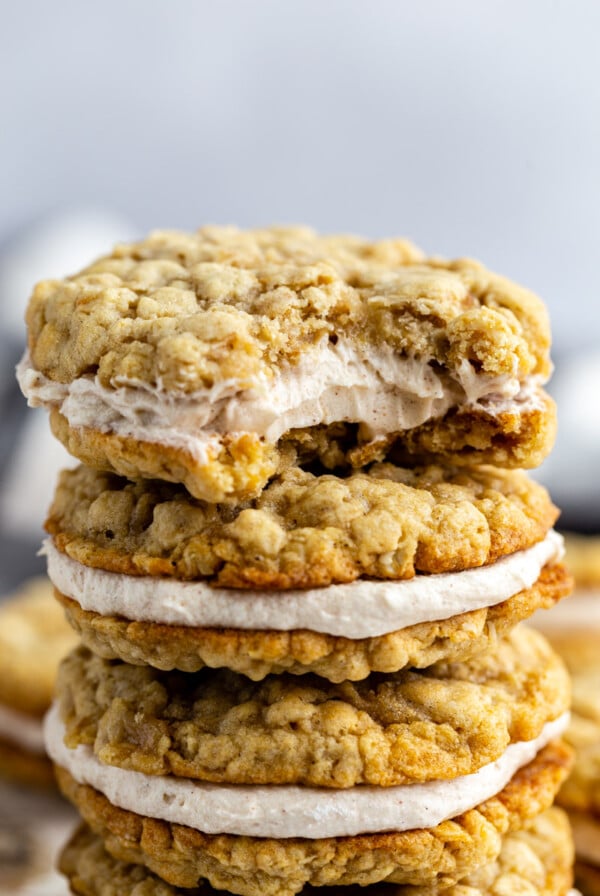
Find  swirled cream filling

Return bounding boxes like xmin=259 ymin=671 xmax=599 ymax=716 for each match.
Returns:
xmin=18 ymin=340 xmax=545 ymax=463
xmin=45 ymin=705 xmax=568 ymax=839
xmin=44 ymin=530 xmax=563 ymax=639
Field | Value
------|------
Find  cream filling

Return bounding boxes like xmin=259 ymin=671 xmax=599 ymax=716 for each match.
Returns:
xmin=45 ymin=706 xmax=568 ymax=839
xmin=0 ymin=703 xmax=46 ymax=755
xmin=44 ymin=530 xmax=563 ymax=639
xmin=18 ymin=342 xmax=544 ymax=463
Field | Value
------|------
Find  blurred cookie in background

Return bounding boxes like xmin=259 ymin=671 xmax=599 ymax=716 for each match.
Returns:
xmin=551 ymin=631 xmax=600 ymax=896
xmin=0 ymin=576 xmax=77 ymax=788
xmin=533 ymin=535 xmax=600 ymax=895
xmin=564 ymin=534 xmax=600 ymax=591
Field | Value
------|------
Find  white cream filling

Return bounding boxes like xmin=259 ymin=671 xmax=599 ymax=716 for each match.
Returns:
xmin=0 ymin=703 xmax=46 ymax=755
xmin=17 ymin=342 xmax=544 ymax=463
xmin=45 ymin=706 xmax=568 ymax=839
xmin=44 ymin=530 xmax=563 ymax=639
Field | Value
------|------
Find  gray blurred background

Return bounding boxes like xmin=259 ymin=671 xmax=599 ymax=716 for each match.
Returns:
xmin=0 ymin=0 xmax=599 ymax=591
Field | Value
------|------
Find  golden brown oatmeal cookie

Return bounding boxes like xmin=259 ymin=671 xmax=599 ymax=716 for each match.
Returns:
xmin=388 ymin=393 xmax=556 ymax=472
xmin=0 ymin=737 xmax=56 ymax=789
xmin=46 ymin=398 xmax=556 ymax=505
xmin=21 ymin=226 xmax=555 ymax=500
xmin=49 ymin=408 xmax=287 ymax=507
xmin=23 ymin=227 xmax=551 ymax=389
xmin=46 ymin=463 xmax=558 ymax=587
xmin=56 ymin=628 xmax=569 ymax=788
xmin=0 ymin=577 xmax=77 ymax=716
xmin=541 ymin=632 xmax=600 ymax=816
xmin=53 ymin=740 xmax=574 ymax=896
xmin=54 ymin=561 xmax=572 ymax=680
xmin=59 ymin=807 xmax=574 ymax=896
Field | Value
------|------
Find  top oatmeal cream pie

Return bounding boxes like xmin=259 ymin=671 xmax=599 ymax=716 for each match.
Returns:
xmin=19 ymin=227 xmax=556 ymax=502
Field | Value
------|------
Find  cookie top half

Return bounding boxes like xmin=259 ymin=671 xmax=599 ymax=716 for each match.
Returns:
xmin=20 ymin=227 xmax=556 ymax=501
xmin=46 ymin=462 xmax=557 ymax=587
xmin=55 ymin=626 xmax=570 ymax=789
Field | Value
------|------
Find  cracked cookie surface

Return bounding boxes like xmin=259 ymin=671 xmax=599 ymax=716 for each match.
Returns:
xmin=56 ymin=627 xmax=569 ymax=789
xmin=46 ymin=463 xmax=558 ymax=587
xmin=25 ymin=226 xmax=551 ymax=391
xmin=53 ymin=741 xmax=573 ymax=896
xmin=59 ymin=807 xmax=574 ymax=896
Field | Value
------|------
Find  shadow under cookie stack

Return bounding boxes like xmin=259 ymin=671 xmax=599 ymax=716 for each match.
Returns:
xmin=19 ymin=227 xmax=579 ymax=896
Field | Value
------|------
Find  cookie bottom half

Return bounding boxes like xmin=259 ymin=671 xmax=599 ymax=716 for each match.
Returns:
xmin=49 ymin=391 xmax=556 ymax=506
xmin=54 ymin=741 xmax=572 ymax=896
xmin=59 ymin=807 xmax=573 ymax=896
xmin=54 ymin=562 xmax=571 ymax=681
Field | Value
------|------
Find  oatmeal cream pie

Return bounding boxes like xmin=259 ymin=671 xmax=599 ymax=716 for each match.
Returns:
xmin=19 ymin=226 xmax=556 ymax=503
xmin=47 ymin=718 xmax=572 ymax=894
xmin=0 ymin=576 xmax=77 ymax=788
xmin=46 ymin=628 xmax=572 ymax=895
xmin=44 ymin=462 xmax=570 ymax=681
xmin=59 ymin=807 xmax=575 ymax=896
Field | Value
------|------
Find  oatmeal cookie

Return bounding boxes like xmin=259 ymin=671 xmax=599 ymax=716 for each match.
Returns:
xmin=54 ymin=561 xmax=572 ymax=680
xmin=0 ymin=577 xmax=77 ymax=716
xmin=542 ymin=632 xmax=600 ymax=817
xmin=56 ymin=628 xmax=568 ymax=789
xmin=21 ymin=227 xmax=555 ymax=500
xmin=46 ymin=463 xmax=558 ymax=587
xmin=53 ymin=741 xmax=573 ymax=896
xmin=568 ymin=810 xmax=600 ymax=872
xmin=59 ymin=807 xmax=574 ymax=896
xmin=0 ymin=578 xmax=76 ymax=788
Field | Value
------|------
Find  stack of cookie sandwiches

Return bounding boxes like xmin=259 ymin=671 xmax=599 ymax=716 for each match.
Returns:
xmin=18 ymin=227 xmax=577 ymax=895
xmin=534 ymin=538 xmax=600 ymax=895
